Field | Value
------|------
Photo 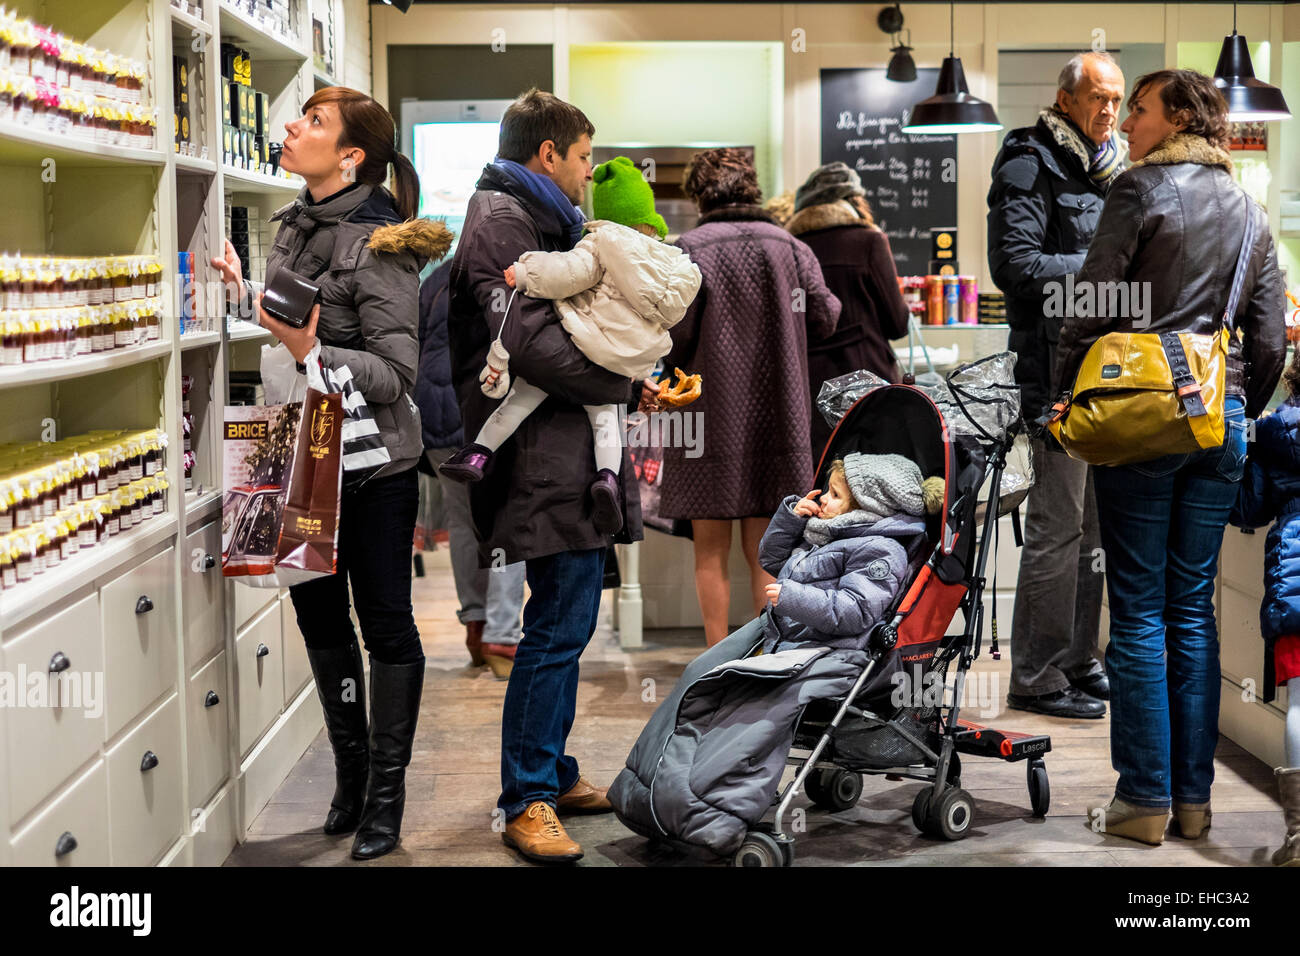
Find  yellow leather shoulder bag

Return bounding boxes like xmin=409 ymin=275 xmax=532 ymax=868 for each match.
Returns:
xmin=1047 ymin=212 xmax=1256 ymax=467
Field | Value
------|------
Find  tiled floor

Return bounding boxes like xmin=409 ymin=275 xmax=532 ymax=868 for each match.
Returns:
xmin=224 ymin=547 xmax=1287 ymax=867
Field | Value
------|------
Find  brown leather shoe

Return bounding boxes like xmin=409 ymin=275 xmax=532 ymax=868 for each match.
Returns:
xmin=503 ymin=801 xmax=583 ymax=863
xmin=482 ymin=642 xmax=516 ymax=680
xmin=465 ymin=621 xmax=485 ymax=667
xmin=557 ymin=777 xmax=612 ymax=815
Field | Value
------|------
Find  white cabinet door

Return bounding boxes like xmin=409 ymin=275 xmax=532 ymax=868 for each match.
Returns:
xmin=9 ymin=761 xmax=110 ymax=867
xmin=234 ymin=604 xmax=284 ymax=757
xmin=5 ymin=592 xmax=105 ymax=825
xmin=187 ymin=651 xmax=230 ymax=808
xmin=101 ymin=547 xmax=178 ymax=737
xmin=183 ymin=521 xmax=225 ymax=669
xmin=106 ymin=693 xmax=184 ymax=867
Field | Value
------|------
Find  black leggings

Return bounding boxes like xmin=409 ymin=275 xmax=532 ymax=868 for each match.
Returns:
xmin=289 ymin=465 xmax=424 ymax=666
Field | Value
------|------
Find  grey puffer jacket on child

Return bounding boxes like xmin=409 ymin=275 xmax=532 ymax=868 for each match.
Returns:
xmin=759 ymin=495 xmax=926 ymax=652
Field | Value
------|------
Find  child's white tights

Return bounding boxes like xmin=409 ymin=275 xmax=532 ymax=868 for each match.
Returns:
xmin=475 ymin=376 xmax=622 ymax=474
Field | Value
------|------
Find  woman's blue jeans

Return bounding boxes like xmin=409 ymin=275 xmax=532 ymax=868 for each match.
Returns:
xmin=1091 ymin=396 xmax=1247 ymax=808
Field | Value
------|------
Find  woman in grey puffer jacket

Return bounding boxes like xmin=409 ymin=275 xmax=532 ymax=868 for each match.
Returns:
xmin=210 ymin=87 xmax=452 ymax=862
xmin=758 ymin=453 xmax=939 ymax=653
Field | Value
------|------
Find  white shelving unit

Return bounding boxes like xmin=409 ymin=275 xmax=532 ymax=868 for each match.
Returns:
xmin=0 ymin=0 xmax=323 ymax=870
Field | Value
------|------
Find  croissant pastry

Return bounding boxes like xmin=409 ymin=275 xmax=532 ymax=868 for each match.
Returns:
xmin=657 ymin=367 xmax=702 ymax=408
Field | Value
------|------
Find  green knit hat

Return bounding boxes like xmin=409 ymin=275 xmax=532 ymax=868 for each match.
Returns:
xmin=592 ymin=156 xmax=668 ymax=239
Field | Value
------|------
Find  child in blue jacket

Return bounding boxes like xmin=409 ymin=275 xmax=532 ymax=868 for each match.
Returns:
xmin=1230 ymin=360 xmax=1300 ymax=867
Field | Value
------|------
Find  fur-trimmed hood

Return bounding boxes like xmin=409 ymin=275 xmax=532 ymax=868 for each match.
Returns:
xmin=785 ymin=199 xmax=873 ymax=237
xmin=368 ymin=217 xmax=455 ymax=262
xmin=1130 ymin=132 xmax=1233 ymax=172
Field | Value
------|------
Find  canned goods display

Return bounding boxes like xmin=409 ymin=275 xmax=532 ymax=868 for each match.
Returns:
xmin=926 ymin=275 xmax=944 ymax=325
xmin=942 ymin=275 xmax=960 ymax=324
xmin=959 ymin=276 xmax=979 ymax=324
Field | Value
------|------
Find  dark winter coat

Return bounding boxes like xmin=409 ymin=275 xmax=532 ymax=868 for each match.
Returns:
xmin=987 ymin=113 xmax=1116 ymax=421
xmin=1053 ymin=134 xmax=1286 ymax=420
xmin=241 ymin=182 xmax=454 ymax=477
xmin=416 ymin=260 xmax=462 ymax=450
xmin=786 ymin=200 xmax=910 ymax=466
xmin=758 ymin=494 xmax=925 ymax=652
xmin=447 ymin=163 xmax=643 ymax=565
xmin=660 ymin=204 xmax=841 ymax=519
xmin=1230 ymin=399 xmax=1300 ymax=702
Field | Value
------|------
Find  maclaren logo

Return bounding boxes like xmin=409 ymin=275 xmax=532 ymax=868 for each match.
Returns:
xmin=310 ymin=399 xmax=334 ymax=447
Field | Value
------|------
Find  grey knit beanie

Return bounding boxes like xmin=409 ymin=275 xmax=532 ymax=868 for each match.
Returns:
xmin=794 ymin=161 xmax=865 ymax=213
xmin=840 ymin=453 xmax=925 ymax=518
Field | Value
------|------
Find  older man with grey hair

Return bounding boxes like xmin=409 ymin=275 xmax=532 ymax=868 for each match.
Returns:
xmin=986 ymin=50 xmax=1127 ymax=719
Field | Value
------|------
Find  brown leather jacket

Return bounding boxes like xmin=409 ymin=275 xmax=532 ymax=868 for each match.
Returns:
xmin=1054 ymin=134 xmax=1285 ymax=419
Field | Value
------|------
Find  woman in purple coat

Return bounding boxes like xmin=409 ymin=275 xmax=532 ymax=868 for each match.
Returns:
xmin=661 ymin=148 xmax=841 ymax=646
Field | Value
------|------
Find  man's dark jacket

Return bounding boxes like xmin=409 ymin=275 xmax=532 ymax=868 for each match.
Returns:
xmin=448 ymin=163 xmax=643 ymax=565
xmin=987 ymin=114 xmax=1111 ymax=420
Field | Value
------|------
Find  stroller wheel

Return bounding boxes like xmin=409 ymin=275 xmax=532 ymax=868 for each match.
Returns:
xmin=1027 ymin=758 xmax=1050 ymax=817
xmin=931 ymin=787 xmax=975 ymax=841
xmin=911 ymin=787 xmax=935 ymax=834
xmin=806 ymin=770 xmax=863 ymax=812
xmin=732 ymin=830 xmax=790 ymax=868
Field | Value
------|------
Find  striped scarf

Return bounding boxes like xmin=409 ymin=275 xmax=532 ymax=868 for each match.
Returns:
xmin=1088 ymin=134 xmax=1123 ymax=186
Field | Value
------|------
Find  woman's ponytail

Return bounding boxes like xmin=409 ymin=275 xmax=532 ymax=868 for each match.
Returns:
xmin=391 ymin=150 xmax=420 ymax=221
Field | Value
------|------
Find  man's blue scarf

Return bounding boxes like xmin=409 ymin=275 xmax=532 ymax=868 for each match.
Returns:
xmin=492 ymin=158 xmax=586 ymax=249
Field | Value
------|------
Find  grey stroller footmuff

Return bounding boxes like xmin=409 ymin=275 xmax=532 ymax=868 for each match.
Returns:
xmin=608 ymin=615 xmax=891 ymax=856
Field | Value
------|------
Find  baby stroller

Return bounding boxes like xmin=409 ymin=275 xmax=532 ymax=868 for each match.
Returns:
xmin=608 ymin=354 xmax=1052 ymax=866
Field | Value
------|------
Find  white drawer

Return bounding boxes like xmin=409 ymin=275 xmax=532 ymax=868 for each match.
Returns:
xmin=5 ymin=593 xmax=105 ymax=824
xmin=1220 ymin=584 xmax=1266 ymax=688
xmin=233 ymin=579 xmax=278 ymax=632
xmin=280 ymin=594 xmax=311 ymax=705
xmin=235 ymin=604 xmax=283 ymax=756
xmin=192 ymin=786 xmax=237 ymax=867
xmin=183 ymin=521 xmax=225 ymax=668
xmin=10 ymin=761 xmax=110 ymax=867
xmin=102 ymin=546 xmax=178 ymax=737
xmin=187 ymin=651 xmax=230 ymax=807
xmin=106 ymin=693 xmax=184 ymax=867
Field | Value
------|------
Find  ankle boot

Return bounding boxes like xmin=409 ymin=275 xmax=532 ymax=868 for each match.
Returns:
xmin=1086 ymin=796 xmax=1170 ymax=846
xmin=1275 ymin=767 xmax=1300 ymax=866
xmin=1172 ymin=800 xmax=1211 ymax=839
xmin=305 ymin=644 xmax=369 ymax=835
xmin=352 ymin=657 xmax=425 ymax=860
xmin=590 ymin=468 xmax=623 ymax=534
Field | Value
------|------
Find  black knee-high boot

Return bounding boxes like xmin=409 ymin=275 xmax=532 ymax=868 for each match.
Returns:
xmin=305 ymin=643 xmax=370 ymax=835
xmin=352 ymin=657 xmax=425 ymax=860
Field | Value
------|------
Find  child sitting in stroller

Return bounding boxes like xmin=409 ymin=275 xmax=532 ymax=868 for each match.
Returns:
xmin=760 ymin=452 xmax=945 ymax=653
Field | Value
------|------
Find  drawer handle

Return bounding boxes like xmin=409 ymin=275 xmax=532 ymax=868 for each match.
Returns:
xmin=55 ymin=831 xmax=78 ymax=857
xmin=203 ymin=553 xmax=217 ymax=570
xmin=135 ymin=595 xmax=154 ymax=614
xmin=49 ymin=651 xmax=71 ymax=673
xmin=256 ymin=643 xmax=270 ymax=658
xmin=205 ymin=690 xmax=220 ymax=707
xmin=140 ymin=750 xmax=159 ymax=772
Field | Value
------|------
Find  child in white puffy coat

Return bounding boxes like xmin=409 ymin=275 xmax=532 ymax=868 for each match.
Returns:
xmin=439 ymin=156 xmax=702 ymax=535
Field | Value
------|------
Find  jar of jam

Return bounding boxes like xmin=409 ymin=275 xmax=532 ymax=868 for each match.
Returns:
xmin=47 ymin=520 xmax=64 ymax=569
xmin=14 ymin=481 xmax=33 ymax=529
xmin=78 ymin=505 xmax=95 ymax=550
xmin=105 ymin=490 xmax=121 ymax=536
xmin=80 ymin=453 xmax=98 ymax=499
xmin=0 ymin=485 xmax=11 ymax=533
xmin=127 ymin=439 xmax=143 ymax=481
xmin=144 ymin=437 xmax=159 ymax=476
xmin=1 ymin=318 xmax=20 ymax=365
xmin=156 ymin=475 xmax=169 ymax=515
xmin=15 ymin=535 xmax=33 ymax=584
xmin=32 ymin=527 xmax=48 ymax=575
xmin=0 ymin=540 xmax=13 ymax=591
xmin=146 ymin=260 xmax=160 ymax=298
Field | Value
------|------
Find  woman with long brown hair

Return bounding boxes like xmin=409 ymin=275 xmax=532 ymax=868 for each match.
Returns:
xmin=1054 ymin=70 xmax=1284 ymax=845
xmin=210 ymin=87 xmax=452 ymax=860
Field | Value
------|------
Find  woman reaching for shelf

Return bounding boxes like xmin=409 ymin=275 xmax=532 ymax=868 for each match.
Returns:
xmin=210 ymin=86 xmax=453 ymax=861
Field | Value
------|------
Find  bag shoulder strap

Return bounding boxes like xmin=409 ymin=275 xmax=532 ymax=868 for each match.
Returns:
xmin=1223 ymin=199 xmax=1260 ymax=334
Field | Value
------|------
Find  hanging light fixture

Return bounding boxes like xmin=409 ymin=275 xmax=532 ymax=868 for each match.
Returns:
xmin=878 ymin=5 xmax=916 ymax=83
xmin=382 ymin=0 xmax=414 ymax=13
xmin=888 ymin=31 xmax=917 ymax=83
xmin=1213 ymin=3 xmax=1290 ymax=121
xmin=900 ymin=0 xmax=1001 ymax=134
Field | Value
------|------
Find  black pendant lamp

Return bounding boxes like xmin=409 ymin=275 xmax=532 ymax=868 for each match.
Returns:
xmin=900 ymin=1 xmax=1001 ymax=134
xmin=879 ymin=5 xmax=917 ymax=83
xmin=1213 ymin=3 xmax=1291 ymax=121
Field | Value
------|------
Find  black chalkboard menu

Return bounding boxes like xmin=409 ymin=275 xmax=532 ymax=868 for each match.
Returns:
xmin=820 ymin=68 xmax=958 ymax=273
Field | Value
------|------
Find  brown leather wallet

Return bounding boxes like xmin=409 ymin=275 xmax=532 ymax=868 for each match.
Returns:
xmin=261 ymin=267 xmax=320 ymax=329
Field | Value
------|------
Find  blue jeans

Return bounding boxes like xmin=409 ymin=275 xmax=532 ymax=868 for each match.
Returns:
xmin=498 ymin=547 xmax=606 ymax=820
xmin=1092 ymin=396 xmax=1247 ymax=807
